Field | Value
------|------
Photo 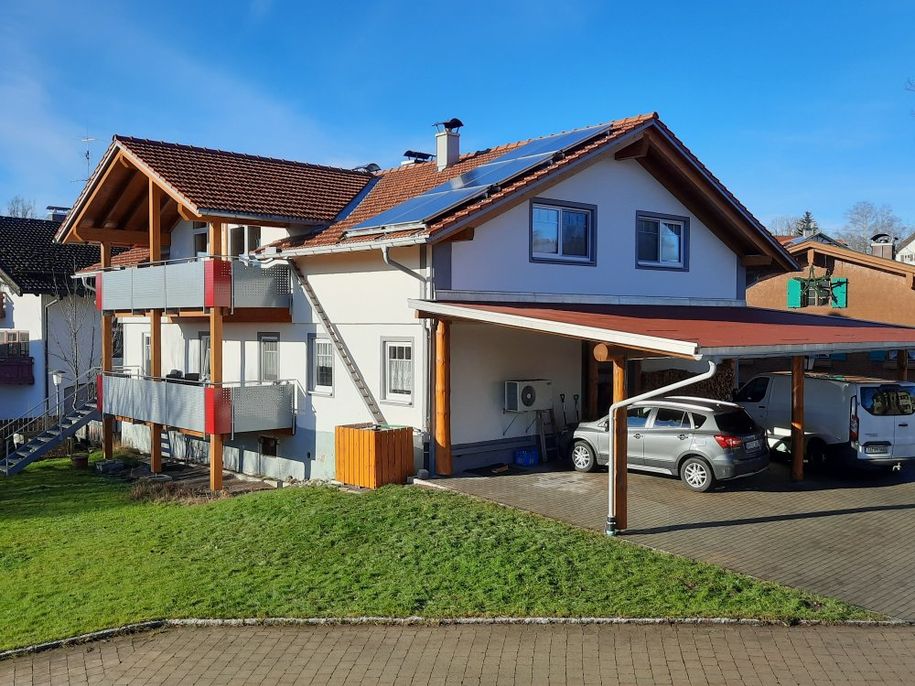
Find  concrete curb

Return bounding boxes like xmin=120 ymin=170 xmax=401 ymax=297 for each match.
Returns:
xmin=2 ymin=616 xmax=913 ymax=662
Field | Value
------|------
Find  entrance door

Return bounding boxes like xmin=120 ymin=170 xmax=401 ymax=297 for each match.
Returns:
xmin=641 ymin=407 xmax=692 ymax=473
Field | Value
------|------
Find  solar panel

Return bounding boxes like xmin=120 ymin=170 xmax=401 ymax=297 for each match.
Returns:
xmin=348 ymin=123 xmax=614 ymax=234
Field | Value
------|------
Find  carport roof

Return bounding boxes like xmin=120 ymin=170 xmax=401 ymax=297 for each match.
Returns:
xmin=408 ymin=300 xmax=915 ymax=359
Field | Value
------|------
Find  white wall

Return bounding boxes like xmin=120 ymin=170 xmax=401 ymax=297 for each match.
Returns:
xmin=46 ymin=294 xmax=101 ymax=390
xmin=448 ymin=157 xmax=742 ymax=301
xmin=0 ymin=289 xmax=46 ymax=419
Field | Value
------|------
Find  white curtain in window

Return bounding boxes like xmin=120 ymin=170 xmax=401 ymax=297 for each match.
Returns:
xmin=386 ymin=343 xmax=413 ymax=396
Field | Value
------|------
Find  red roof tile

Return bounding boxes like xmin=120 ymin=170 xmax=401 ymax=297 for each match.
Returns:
xmin=78 ymin=245 xmax=148 ymax=274
xmin=115 ymin=136 xmax=373 ymax=224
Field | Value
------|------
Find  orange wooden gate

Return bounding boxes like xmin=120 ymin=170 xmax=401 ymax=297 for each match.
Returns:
xmin=334 ymin=423 xmax=414 ymax=489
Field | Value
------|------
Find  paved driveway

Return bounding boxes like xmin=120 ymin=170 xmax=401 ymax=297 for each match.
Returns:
xmin=4 ymin=624 xmax=915 ymax=685
xmin=436 ymin=463 xmax=915 ymax=619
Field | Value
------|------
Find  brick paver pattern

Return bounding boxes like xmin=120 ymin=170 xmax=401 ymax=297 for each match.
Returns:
xmin=2 ymin=624 xmax=915 ymax=685
xmin=440 ymin=463 xmax=915 ymax=620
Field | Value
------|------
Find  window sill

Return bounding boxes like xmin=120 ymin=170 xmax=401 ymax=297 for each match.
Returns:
xmin=530 ymin=255 xmax=596 ymax=267
xmin=636 ymin=261 xmax=687 ymax=271
xmin=381 ymin=397 xmax=413 ymax=407
xmin=309 ymin=388 xmax=334 ymax=398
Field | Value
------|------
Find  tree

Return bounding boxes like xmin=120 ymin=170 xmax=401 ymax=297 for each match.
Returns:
xmin=6 ymin=195 xmax=36 ymax=218
xmin=838 ymin=201 xmax=910 ymax=253
xmin=766 ymin=215 xmax=800 ymax=235
xmin=793 ymin=211 xmax=819 ymax=236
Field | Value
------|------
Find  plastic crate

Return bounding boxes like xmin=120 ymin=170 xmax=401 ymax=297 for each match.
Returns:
xmin=513 ymin=447 xmax=540 ymax=466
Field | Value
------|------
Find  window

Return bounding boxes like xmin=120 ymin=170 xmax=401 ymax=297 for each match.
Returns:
xmin=259 ymin=333 xmax=279 ymax=382
xmin=715 ymin=410 xmax=759 ymax=434
xmin=310 ymin=336 xmax=333 ymax=393
xmin=246 ymin=226 xmax=261 ymax=252
xmin=193 ymin=230 xmax=208 ymax=257
xmin=259 ymin=436 xmax=278 ymax=457
xmin=530 ymin=201 xmax=595 ymax=263
xmin=0 ymin=330 xmax=29 ymax=359
xmin=383 ymin=340 xmax=413 ymax=402
xmin=735 ymin=377 xmax=769 ymax=403
xmin=860 ymin=385 xmax=915 ymax=417
xmin=787 ymin=277 xmax=848 ymax=309
xmin=636 ymin=213 xmax=688 ymax=268
xmin=193 ymin=333 xmax=211 ymax=379
xmin=627 ymin=406 xmax=652 ymax=428
xmin=653 ymin=408 xmax=689 ymax=428
xmin=141 ymin=333 xmax=151 ymax=376
xmin=227 ymin=225 xmax=262 ymax=256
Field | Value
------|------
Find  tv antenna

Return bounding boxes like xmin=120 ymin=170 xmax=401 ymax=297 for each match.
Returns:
xmin=71 ymin=131 xmax=96 ymax=183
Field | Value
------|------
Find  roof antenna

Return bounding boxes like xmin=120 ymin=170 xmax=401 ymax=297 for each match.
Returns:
xmin=71 ymin=130 xmax=96 ymax=183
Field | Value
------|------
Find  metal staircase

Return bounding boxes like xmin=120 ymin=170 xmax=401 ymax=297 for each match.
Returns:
xmin=286 ymin=261 xmax=386 ymax=424
xmin=1 ymin=371 xmax=100 ymax=476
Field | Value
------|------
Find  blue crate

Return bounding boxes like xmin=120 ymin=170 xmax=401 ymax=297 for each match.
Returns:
xmin=513 ymin=447 xmax=539 ymax=466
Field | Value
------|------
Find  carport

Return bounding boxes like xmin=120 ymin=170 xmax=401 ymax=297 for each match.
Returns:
xmin=411 ymin=299 xmax=915 ymax=533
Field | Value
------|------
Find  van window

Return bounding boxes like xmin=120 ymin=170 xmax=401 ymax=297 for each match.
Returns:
xmin=860 ymin=385 xmax=915 ymax=416
xmin=715 ymin=410 xmax=757 ymax=435
xmin=734 ymin=377 xmax=769 ymax=403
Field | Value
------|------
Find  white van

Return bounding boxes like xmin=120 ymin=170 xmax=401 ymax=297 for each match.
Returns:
xmin=734 ymin=372 xmax=915 ymax=469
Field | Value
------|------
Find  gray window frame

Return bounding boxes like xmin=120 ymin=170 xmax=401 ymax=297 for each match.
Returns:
xmin=258 ymin=332 xmax=280 ymax=383
xmin=529 ymin=197 xmax=597 ymax=266
xmin=635 ymin=210 xmax=690 ymax=271
xmin=308 ymin=333 xmax=334 ymax=396
xmin=380 ymin=336 xmax=415 ymax=406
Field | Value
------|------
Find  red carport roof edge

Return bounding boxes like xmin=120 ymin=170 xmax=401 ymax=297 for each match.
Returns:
xmin=408 ymin=300 xmax=915 ymax=359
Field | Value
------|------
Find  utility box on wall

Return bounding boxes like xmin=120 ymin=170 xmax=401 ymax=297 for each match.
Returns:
xmin=334 ymin=423 xmax=414 ymax=489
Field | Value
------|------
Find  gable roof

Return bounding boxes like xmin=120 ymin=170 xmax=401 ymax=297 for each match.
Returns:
xmin=773 ymin=231 xmax=845 ymax=249
xmin=0 ymin=216 xmax=101 ymax=295
xmin=896 ymin=232 xmax=915 ymax=253
xmin=785 ymin=238 xmax=915 ymax=278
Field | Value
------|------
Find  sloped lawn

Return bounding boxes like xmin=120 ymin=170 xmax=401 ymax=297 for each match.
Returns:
xmin=0 ymin=457 xmax=871 ymax=649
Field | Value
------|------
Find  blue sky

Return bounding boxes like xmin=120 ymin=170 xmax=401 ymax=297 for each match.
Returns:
xmin=0 ymin=0 xmax=913 ymax=232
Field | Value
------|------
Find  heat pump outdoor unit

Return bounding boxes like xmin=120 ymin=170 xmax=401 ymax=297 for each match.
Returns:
xmin=504 ymin=379 xmax=553 ymax=413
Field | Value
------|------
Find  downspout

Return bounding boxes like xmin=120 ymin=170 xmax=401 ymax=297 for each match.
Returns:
xmin=42 ymin=294 xmax=61 ymax=413
xmin=606 ymin=359 xmax=718 ymax=536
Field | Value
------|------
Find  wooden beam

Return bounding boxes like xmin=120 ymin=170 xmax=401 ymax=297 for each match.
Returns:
xmin=164 ymin=308 xmax=292 ymax=324
xmin=177 ymin=204 xmax=200 ymax=221
xmin=614 ymin=137 xmax=650 ymax=161
xmin=61 ymin=150 xmax=126 ymax=243
xmin=73 ymin=227 xmax=171 ymax=247
xmin=611 ymin=356 xmax=628 ymax=532
xmin=100 ymin=243 xmax=114 ymax=460
xmin=448 ymin=227 xmax=475 ymax=242
xmin=791 ymin=355 xmax=805 ymax=481
xmin=209 ymin=220 xmax=225 ymax=492
xmin=741 ymin=254 xmax=773 ymax=267
xmin=899 ymin=349 xmax=909 ymax=382
xmin=148 ymin=180 xmax=163 ymax=474
xmin=434 ymin=318 xmax=452 ymax=475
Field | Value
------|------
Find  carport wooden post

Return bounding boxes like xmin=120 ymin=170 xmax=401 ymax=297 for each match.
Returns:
xmin=612 ymin=355 xmax=628 ymax=532
xmin=434 ymin=318 xmax=452 ymax=475
xmin=791 ymin=356 xmax=805 ymax=482
xmin=898 ymin=350 xmax=908 ymax=382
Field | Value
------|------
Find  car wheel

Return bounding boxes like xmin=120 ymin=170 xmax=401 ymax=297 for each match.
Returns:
xmin=680 ymin=456 xmax=715 ymax=492
xmin=570 ymin=441 xmax=598 ymax=473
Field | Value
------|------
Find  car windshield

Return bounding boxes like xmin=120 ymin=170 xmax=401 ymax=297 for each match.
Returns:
xmin=715 ymin=410 xmax=757 ymax=435
xmin=859 ymin=385 xmax=915 ymax=416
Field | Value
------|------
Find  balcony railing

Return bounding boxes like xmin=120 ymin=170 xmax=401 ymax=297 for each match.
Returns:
xmin=96 ymin=257 xmax=291 ymax=312
xmin=100 ymin=372 xmax=295 ymax=435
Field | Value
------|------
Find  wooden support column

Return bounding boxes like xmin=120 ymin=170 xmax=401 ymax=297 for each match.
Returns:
xmin=148 ymin=180 xmax=163 ymax=473
xmin=208 ymin=221 xmax=225 ymax=491
xmin=791 ymin=355 xmax=805 ymax=481
xmin=434 ymin=319 xmax=452 ymax=475
xmin=611 ymin=355 xmax=628 ymax=532
xmin=898 ymin=349 xmax=908 ymax=382
xmin=100 ymin=243 xmax=114 ymax=460
xmin=586 ymin=342 xmax=599 ymax=420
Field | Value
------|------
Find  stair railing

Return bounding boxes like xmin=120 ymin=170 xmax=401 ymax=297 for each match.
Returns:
xmin=2 ymin=368 xmax=99 ymax=471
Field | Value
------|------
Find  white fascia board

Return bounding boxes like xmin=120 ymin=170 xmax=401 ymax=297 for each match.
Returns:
xmin=408 ymin=299 xmax=701 ymax=359
xmin=703 ymin=340 xmax=915 ymax=359
xmin=278 ymin=234 xmax=427 ymax=257
xmin=437 ymin=290 xmax=746 ymax=308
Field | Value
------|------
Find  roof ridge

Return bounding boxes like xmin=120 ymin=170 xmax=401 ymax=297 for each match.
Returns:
xmin=113 ymin=135 xmax=373 ymax=177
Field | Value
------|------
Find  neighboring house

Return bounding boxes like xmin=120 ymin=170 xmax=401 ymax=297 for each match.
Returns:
xmin=896 ymin=232 xmax=915 ymax=264
xmin=747 ymin=237 xmax=915 ymax=377
xmin=0 ymin=215 xmax=102 ymax=422
xmin=55 ymin=113 xmax=915 ymax=496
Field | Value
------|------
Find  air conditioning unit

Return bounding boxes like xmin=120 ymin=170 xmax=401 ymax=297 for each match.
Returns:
xmin=504 ymin=379 xmax=553 ymax=413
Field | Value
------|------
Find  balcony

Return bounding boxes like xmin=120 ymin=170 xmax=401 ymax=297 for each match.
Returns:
xmin=99 ymin=373 xmax=295 ymax=435
xmin=0 ymin=357 xmax=34 ymax=385
xmin=96 ymin=258 xmax=291 ymax=313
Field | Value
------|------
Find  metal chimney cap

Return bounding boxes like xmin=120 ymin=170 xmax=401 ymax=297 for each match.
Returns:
xmin=433 ymin=118 xmax=464 ymax=133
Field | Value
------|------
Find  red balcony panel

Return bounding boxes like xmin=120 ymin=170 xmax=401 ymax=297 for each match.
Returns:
xmin=204 ymin=385 xmax=232 ymax=435
xmin=0 ymin=357 xmax=34 ymax=385
xmin=204 ymin=260 xmax=232 ymax=308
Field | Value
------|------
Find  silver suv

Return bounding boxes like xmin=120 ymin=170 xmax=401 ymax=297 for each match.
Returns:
xmin=569 ymin=396 xmax=769 ymax=491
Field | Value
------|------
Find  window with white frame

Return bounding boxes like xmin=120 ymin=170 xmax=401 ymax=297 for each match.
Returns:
xmin=228 ymin=225 xmax=262 ymax=256
xmin=310 ymin=337 xmax=334 ymax=393
xmin=193 ymin=229 xmax=208 ymax=257
xmin=530 ymin=201 xmax=595 ymax=263
xmin=383 ymin=340 xmax=413 ymax=402
xmin=636 ymin=213 xmax=688 ymax=268
xmin=0 ymin=330 xmax=30 ymax=359
xmin=259 ymin=333 xmax=279 ymax=382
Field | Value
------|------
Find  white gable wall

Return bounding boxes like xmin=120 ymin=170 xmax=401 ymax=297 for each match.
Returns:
xmin=448 ymin=157 xmax=743 ymax=301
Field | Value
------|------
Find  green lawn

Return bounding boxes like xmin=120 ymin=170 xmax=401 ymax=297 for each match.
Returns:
xmin=0 ymin=458 xmax=871 ymax=650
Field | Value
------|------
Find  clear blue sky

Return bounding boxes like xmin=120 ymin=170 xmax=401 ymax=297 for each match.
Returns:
xmin=1 ymin=0 xmax=913 ymax=232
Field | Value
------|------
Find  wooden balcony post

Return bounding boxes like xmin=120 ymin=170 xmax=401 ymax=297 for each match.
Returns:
xmin=100 ymin=242 xmax=114 ymax=460
xmin=208 ymin=220 xmax=225 ymax=491
xmin=898 ymin=349 xmax=908 ymax=382
xmin=148 ymin=180 xmax=163 ymax=473
xmin=791 ymin=355 xmax=805 ymax=481
xmin=611 ymin=355 xmax=627 ymax=532
xmin=434 ymin=318 xmax=452 ymax=475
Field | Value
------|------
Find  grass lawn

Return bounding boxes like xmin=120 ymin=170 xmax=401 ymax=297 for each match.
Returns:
xmin=0 ymin=458 xmax=871 ymax=649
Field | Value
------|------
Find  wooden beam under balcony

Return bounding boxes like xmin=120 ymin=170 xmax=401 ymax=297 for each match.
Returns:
xmin=164 ymin=308 xmax=292 ymax=324
xmin=73 ymin=227 xmax=171 ymax=247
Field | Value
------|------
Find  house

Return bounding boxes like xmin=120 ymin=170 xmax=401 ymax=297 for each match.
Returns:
xmin=896 ymin=232 xmax=915 ymax=264
xmin=747 ymin=235 xmax=915 ymax=378
xmin=52 ymin=113 xmax=915 ymax=531
xmin=0 ymin=214 xmax=102 ymax=423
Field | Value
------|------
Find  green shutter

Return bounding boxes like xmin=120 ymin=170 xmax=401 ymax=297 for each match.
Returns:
xmin=787 ymin=278 xmax=803 ymax=308
xmin=830 ymin=278 xmax=848 ymax=308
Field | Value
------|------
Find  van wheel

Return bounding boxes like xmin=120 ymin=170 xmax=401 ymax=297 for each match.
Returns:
xmin=570 ymin=441 xmax=598 ymax=473
xmin=806 ymin=440 xmax=829 ymax=473
xmin=680 ymin=457 xmax=715 ymax=492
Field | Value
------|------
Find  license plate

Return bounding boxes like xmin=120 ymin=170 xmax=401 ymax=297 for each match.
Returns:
xmin=745 ymin=440 xmax=760 ymax=452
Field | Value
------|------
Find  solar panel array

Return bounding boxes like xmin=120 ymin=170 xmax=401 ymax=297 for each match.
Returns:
xmin=347 ymin=123 xmax=613 ymax=234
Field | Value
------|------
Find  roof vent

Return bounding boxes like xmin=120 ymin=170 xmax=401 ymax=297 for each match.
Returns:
xmin=353 ymin=163 xmax=381 ymax=173
xmin=46 ymin=205 xmax=69 ymax=222
xmin=402 ymin=150 xmax=434 ymax=165
xmin=433 ymin=118 xmax=463 ymax=171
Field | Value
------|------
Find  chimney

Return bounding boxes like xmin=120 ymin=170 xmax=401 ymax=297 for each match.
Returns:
xmin=870 ymin=233 xmax=895 ymax=260
xmin=46 ymin=206 xmax=70 ymax=222
xmin=434 ymin=118 xmax=463 ymax=171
